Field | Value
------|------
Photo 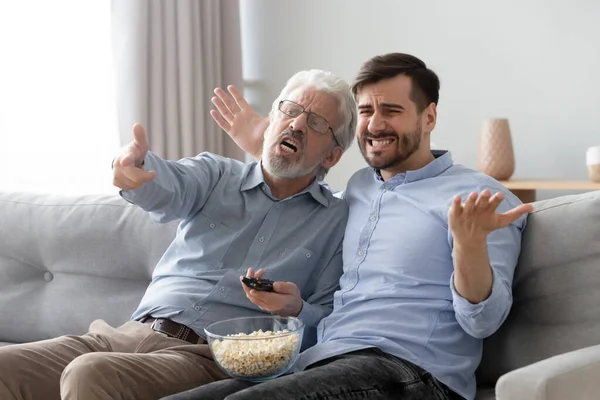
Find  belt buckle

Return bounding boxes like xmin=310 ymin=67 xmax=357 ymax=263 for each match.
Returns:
xmin=150 ymin=318 xmax=160 ymax=332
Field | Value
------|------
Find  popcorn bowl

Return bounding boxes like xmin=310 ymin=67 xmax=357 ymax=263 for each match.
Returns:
xmin=204 ymin=316 xmax=304 ymax=382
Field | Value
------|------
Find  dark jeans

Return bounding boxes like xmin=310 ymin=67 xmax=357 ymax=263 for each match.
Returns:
xmin=161 ymin=348 xmax=463 ymax=400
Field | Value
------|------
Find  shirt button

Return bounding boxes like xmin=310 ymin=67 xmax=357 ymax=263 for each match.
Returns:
xmin=194 ymin=306 xmax=201 ymax=311
xmin=219 ymin=286 xmax=225 ymax=292
xmin=209 ymin=223 xmax=215 ymax=229
xmin=369 ymin=216 xmax=375 ymax=221
xmin=305 ymin=253 xmax=312 ymax=259
xmin=259 ymin=237 xmax=265 ymax=243
xmin=358 ymin=250 xmax=365 ymax=256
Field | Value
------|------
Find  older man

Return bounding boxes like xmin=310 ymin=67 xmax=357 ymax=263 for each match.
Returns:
xmin=0 ymin=69 xmax=356 ymax=400
xmin=165 ymin=53 xmax=533 ymax=400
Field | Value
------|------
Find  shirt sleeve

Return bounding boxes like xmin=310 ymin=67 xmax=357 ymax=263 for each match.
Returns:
xmin=296 ymin=242 xmax=344 ymax=329
xmin=448 ymin=186 xmax=529 ymax=339
xmin=119 ymin=151 xmax=224 ymax=223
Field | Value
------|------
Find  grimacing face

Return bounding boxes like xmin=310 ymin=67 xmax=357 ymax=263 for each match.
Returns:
xmin=262 ymin=86 xmax=341 ymax=179
xmin=355 ymin=74 xmax=426 ymax=171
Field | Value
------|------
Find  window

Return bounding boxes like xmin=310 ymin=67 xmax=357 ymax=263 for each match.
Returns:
xmin=0 ymin=1 xmax=119 ymax=194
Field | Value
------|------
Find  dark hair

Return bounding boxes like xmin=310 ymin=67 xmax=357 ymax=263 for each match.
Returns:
xmin=351 ymin=53 xmax=440 ymax=113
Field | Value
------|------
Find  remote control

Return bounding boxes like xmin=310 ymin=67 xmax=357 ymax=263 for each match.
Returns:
xmin=242 ymin=277 xmax=275 ymax=292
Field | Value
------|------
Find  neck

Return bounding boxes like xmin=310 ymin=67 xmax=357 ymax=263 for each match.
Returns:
xmin=261 ymin=165 xmax=316 ymax=200
xmin=379 ymin=146 xmax=436 ymax=181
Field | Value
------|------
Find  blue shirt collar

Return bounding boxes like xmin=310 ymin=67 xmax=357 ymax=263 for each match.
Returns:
xmin=375 ymin=150 xmax=454 ymax=185
xmin=241 ymin=162 xmax=331 ymax=207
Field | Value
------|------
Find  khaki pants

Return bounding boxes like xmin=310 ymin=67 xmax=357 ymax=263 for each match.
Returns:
xmin=0 ymin=319 xmax=228 ymax=400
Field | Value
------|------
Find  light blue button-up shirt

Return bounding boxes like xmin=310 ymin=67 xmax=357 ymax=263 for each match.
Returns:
xmin=120 ymin=151 xmax=348 ymax=348
xmin=296 ymin=151 xmax=527 ymax=400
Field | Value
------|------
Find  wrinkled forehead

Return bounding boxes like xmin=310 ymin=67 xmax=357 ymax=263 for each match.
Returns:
xmin=286 ymin=86 xmax=341 ymax=126
xmin=356 ymin=75 xmax=415 ymax=110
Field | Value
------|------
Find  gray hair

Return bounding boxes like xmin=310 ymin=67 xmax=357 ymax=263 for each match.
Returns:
xmin=269 ymin=70 xmax=357 ymax=180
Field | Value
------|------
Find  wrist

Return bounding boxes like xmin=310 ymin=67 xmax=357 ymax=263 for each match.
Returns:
xmin=453 ymin=235 xmax=487 ymax=251
xmin=291 ymin=299 xmax=304 ymax=317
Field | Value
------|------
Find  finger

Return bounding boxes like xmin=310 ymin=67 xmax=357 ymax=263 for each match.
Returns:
xmin=448 ymin=195 xmax=462 ymax=218
xmin=228 ymin=85 xmax=250 ymax=110
xmin=246 ymin=291 xmax=277 ymax=310
xmin=214 ymin=87 xmax=241 ymax=114
xmin=488 ymin=192 xmax=505 ymax=211
xmin=119 ymin=154 xmax=134 ymax=167
xmin=474 ymin=189 xmax=491 ymax=211
xmin=113 ymin=168 xmax=139 ymax=190
xmin=210 ymin=110 xmax=232 ymax=133
xmin=497 ymin=203 xmax=534 ymax=227
xmin=211 ymin=96 xmax=234 ymax=124
xmin=132 ymin=123 xmax=149 ymax=151
xmin=463 ymin=192 xmax=478 ymax=214
xmin=272 ymin=282 xmax=298 ymax=296
xmin=254 ymin=269 xmax=265 ymax=279
xmin=246 ymin=267 xmax=255 ymax=278
xmin=240 ymin=279 xmax=254 ymax=297
xmin=122 ymin=166 xmax=156 ymax=185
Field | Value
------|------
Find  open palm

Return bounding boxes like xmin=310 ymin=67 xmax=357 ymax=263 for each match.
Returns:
xmin=210 ymin=85 xmax=269 ymax=160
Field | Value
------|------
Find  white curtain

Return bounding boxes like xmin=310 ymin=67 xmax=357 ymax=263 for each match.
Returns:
xmin=0 ymin=1 xmax=119 ymax=194
xmin=111 ymin=0 xmax=244 ymax=161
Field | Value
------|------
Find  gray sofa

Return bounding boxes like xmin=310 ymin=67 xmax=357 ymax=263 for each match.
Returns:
xmin=1 ymin=190 xmax=599 ymax=399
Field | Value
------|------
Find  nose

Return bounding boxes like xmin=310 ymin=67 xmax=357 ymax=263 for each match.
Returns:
xmin=290 ymin=112 xmax=309 ymax=134
xmin=367 ymin=112 xmax=386 ymax=134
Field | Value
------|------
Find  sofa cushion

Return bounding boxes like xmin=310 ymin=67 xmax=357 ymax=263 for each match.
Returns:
xmin=0 ymin=192 xmax=178 ymax=344
xmin=477 ymin=190 xmax=600 ymax=384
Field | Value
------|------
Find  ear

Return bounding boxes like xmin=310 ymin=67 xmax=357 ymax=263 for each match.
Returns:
xmin=422 ymin=102 xmax=437 ymax=133
xmin=321 ymin=146 xmax=344 ymax=169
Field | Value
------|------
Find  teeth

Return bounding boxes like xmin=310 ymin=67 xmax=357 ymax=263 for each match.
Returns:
xmin=372 ymin=139 xmax=392 ymax=146
xmin=280 ymin=143 xmax=295 ymax=153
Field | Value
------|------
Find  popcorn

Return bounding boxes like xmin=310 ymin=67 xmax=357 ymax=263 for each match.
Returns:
xmin=211 ymin=329 xmax=300 ymax=377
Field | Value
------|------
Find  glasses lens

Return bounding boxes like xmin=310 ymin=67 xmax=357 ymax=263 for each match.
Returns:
xmin=280 ymin=100 xmax=302 ymax=117
xmin=308 ymin=114 xmax=329 ymax=134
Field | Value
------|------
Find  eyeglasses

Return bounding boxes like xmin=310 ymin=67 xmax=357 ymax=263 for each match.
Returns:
xmin=278 ymin=100 xmax=341 ymax=147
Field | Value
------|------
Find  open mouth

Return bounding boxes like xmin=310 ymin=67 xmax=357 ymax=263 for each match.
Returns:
xmin=368 ymin=138 xmax=395 ymax=148
xmin=279 ymin=137 xmax=300 ymax=153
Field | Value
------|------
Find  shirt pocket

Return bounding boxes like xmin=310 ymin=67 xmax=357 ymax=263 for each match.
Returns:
xmin=186 ymin=213 xmax=236 ymax=270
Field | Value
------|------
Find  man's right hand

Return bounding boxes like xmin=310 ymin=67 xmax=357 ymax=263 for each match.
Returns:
xmin=210 ymin=85 xmax=269 ymax=161
xmin=112 ymin=123 xmax=156 ymax=191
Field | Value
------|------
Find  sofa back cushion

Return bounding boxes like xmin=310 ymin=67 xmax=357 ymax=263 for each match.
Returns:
xmin=0 ymin=192 xmax=177 ymax=343
xmin=477 ymin=190 xmax=600 ymax=384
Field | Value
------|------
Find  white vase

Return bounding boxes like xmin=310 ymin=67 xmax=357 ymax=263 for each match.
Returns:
xmin=586 ymin=146 xmax=600 ymax=183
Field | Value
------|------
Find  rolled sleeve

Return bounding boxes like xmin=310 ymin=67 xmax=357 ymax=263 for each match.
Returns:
xmin=450 ymin=267 xmax=512 ymax=338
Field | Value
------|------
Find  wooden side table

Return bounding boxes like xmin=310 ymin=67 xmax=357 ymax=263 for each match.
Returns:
xmin=499 ymin=180 xmax=600 ymax=203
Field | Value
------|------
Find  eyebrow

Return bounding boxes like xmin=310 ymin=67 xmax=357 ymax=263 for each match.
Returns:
xmin=357 ymin=102 xmax=405 ymax=110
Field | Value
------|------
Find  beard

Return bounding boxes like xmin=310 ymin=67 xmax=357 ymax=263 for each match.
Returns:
xmin=262 ymin=128 xmax=325 ymax=179
xmin=358 ymin=121 xmax=423 ymax=170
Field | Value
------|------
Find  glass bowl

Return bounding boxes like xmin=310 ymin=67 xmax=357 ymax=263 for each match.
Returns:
xmin=204 ymin=316 xmax=304 ymax=382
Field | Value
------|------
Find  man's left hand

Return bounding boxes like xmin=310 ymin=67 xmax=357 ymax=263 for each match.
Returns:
xmin=240 ymin=268 xmax=303 ymax=317
xmin=448 ymin=189 xmax=534 ymax=242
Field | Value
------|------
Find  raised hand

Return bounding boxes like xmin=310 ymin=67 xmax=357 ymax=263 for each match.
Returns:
xmin=210 ymin=85 xmax=269 ymax=160
xmin=240 ymin=268 xmax=303 ymax=317
xmin=112 ymin=123 xmax=156 ymax=190
xmin=448 ymin=189 xmax=534 ymax=242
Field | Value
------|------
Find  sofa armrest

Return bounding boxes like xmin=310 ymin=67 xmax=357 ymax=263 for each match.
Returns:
xmin=496 ymin=344 xmax=600 ymax=400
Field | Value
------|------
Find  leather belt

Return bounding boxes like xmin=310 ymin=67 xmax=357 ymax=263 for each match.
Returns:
xmin=141 ymin=316 xmax=203 ymax=344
